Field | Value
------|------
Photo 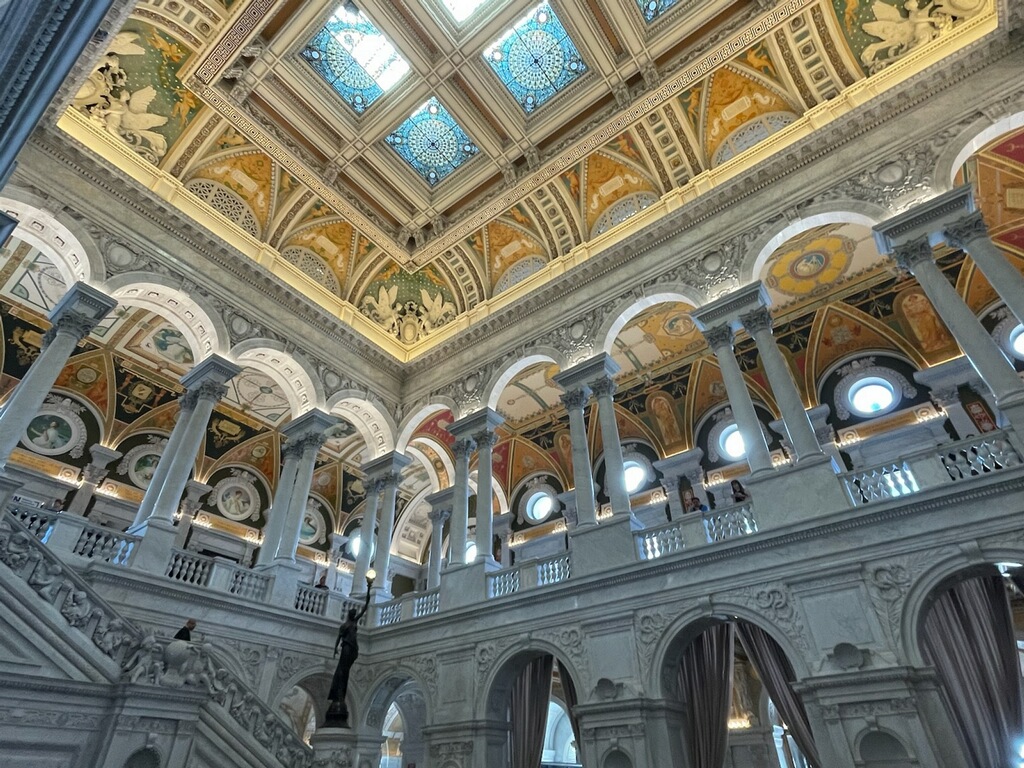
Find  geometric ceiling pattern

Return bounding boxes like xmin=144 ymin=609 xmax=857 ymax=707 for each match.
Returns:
xmin=63 ymin=0 xmax=992 ymax=351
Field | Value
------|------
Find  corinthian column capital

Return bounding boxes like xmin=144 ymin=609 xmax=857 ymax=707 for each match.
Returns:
xmin=890 ymin=237 xmax=934 ymax=273
xmin=943 ymin=210 xmax=988 ymax=249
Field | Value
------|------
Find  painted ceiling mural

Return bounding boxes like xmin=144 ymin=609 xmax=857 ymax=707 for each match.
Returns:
xmin=60 ymin=0 xmax=995 ymax=349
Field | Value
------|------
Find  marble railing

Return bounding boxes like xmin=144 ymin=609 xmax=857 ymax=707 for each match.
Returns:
xmin=165 ymin=549 xmax=215 ymax=587
xmin=412 ymin=588 xmax=440 ymax=618
xmin=0 ymin=510 xmax=314 ymax=767
xmin=294 ymin=584 xmax=328 ymax=616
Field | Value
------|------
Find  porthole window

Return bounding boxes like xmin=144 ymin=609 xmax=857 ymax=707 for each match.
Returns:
xmin=525 ymin=490 xmax=555 ymax=523
xmin=1010 ymin=324 xmax=1024 ymax=360
xmin=848 ymin=376 xmax=896 ymax=416
xmin=623 ymin=460 xmax=647 ymax=494
xmin=719 ymin=423 xmax=747 ymax=461
xmin=464 ymin=540 xmax=478 ymax=563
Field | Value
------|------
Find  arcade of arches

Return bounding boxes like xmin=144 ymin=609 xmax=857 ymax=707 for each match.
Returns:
xmin=2 ymin=1 xmax=1024 ymax=768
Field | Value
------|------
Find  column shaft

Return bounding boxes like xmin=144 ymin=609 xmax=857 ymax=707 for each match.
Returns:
xmin=705 ymin=326 xmax=773 ymax=473
xmin=473 ymin=431 xmax=498 ymax=565
xmin=427 ymin=512 xmax=447 ymax=589
xmin=150 ymin=390 xmax=220 ymax=523
xmin=562 ymin=388 xmax=598 ymax=526
xmin=743 ymin=311 xmax=821 ymax=461
xmin=373 ymin=473 xmax=401 ymax=591
xmin=449 ymin=438 xmax=474 ymax=565
xmin=896 ymin=239 xmax=1024 ymax=404
xmin=133 ymin=403 xmax=194 ymax=527
xmin=592 ymin=379 xmax=631 ymax=516
xmin=351 ymin=480 xmax=381 ymax=594
xmin=946 ymin=212 xmax=1024 ymax=327
xmin=0 ymin=329 xmax=80 ymax=465
xmin=256 ymin=448 xmax=300 ymax=566
xmin=274 ymin=437 xmax=322 ymax=563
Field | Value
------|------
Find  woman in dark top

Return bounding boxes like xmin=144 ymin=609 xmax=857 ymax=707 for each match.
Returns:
xmin=730 ymin=479 xmax=750 ymax=503
xmin=327 ymin=590 xmax=371 ymax=722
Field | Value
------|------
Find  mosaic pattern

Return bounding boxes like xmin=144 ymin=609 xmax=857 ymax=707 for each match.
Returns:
xmin=636 ymin=0 xmax=680 ymax=23
xmin=300 ymin=6 xmax=409 ymax=114
xmin=483 ymin=3 xmax=586 ymax=114
xmin=385 ymin=98 xmax=479 ymax=186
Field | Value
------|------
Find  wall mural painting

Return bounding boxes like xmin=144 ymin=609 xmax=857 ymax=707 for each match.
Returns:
xmin=54 ymin=353 xmax=112 ymax=420
xmin=299 ymin=498 xmax=329 ymax=546
xmin=359 ymin=263 xmax=458 ymax=343
xmin=2 ymin=248 xmax=66 ymax=314
xmin=74 ymin=20 xmax=202 ymax=164
xmin=892 ymin=286 xmax=958 ymax=359
xmin=21 ymin=396 xmax=90 ymax=459
xmin=646 ymin=391 xmax=685 ymax=450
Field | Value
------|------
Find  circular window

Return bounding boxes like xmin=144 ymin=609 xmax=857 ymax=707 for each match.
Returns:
xmin=348 ymin=533 xmax=362 ymax=556
xmin=848 ymin=376 xmax=897 ymax=417
xmin=623 ymin=460 xmax=647 ymax=494
xmin=465 ymin=541 xmax=478 ymax=563
xmin=719 ymin=423 xmax=747 ymax=461
xmin=1010 ymin=324 xmax=1024 ymax=360
xmin=525 ymin=490 xmax=555 ymax=523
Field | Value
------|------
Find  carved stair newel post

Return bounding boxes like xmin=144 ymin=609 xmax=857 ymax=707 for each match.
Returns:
xmin=67 ymin=444 xmax=122 ymax=516
xmin=351 ymin=477 xmax=384 ymax=597
xmin=945 ymin=210 xmax=1024 ymax=327
xmin=701 ymin=324 xmax=774 ymax=474
xmin=740 ymin=305 xmax=822 ymax=462
xmin=425 ymin=489 xmax=453 ymax=589
xmin=890 ymin=238 xmax=1024 ymax=408
xmin=591 ymin=374 xmax=632 ymax=518
xmin=448 ymin=437 xmax=476 ymax=566
xmin=560 ymin=387 xmax=599 ymax=527
xmin=255 ymin=441 xmax=302 ymax=567
xmin=0 ymin=283 xmax=116 ymax=469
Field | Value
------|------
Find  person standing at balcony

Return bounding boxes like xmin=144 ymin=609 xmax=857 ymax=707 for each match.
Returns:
xmin=730 ymin=480 xmax=749 ymax=504
xmin=328 ymin=590 xmax=371 ymax=725
xmin=173 ymin=618 xmax=197 ymax=641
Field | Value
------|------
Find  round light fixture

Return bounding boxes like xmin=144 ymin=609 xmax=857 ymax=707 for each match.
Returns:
xmin=848 ymin=376 xmax=896 ymax=417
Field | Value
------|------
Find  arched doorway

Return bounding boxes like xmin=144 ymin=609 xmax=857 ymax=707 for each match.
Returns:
xmin=363 ymin=674 xmax=428 ymax=768
xmin=484 ymin=650 xmax=584 ymax=768
xmin=660 ymin=618 xmax=821 ymax=768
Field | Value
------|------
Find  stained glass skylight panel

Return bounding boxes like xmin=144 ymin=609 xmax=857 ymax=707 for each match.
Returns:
xmin=637 ymin=0 xmax=681 ymax=23
xmin=482 ymin=2 xmax=587 ymax=114
xmin=385 ymin=98 xmax=479 ymax=186
xmin=441 ymin=0 xmax=488 ymax=23
xmin=301 ymin=5 xmax=409 ymax=114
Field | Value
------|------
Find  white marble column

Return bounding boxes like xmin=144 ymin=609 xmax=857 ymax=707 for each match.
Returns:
xmin=740 ymin=305 xmax=822 ymax=461
xmin=372 ymin=471 xmax=402 ymax=599
xmin=133 ymin=404 xmax=193 ymax=528
xmin=146 ymin=357 xmax=241 ymax=527
xmin=559 ymin=387 xmax=598 ymax=527
xmin=945 ymin=210 xmax=1024 ymax=327
xmin=0 ymin=283 xmax=116 ymax=468
xmin=701 ymin=324 xmax=774 ymax=474
xmin=274 ymin=436 xmax=326 ymax=563
xmin=351 ymin=477 xmax=383 ymax=596
xmin=425 ymin=489 xmax=453 ymax=589
xmin=891 ymin=238 xmax=1024 ymax=406
xmin=255 ymin=443 xmax=301 ymax=567
xmin=67 ymin=444 xmax=121 ymax=515
xmin=447 ymin=437 xmax=475 ymax=566
xmin=172 ymin=480 xmax=212 ymax=550
xmin=591 ymin=374 xmax=631 ymax=517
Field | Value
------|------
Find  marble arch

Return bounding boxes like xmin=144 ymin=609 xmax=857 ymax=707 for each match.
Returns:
xmin=484 ymin=348 xmax=566 ymax=413
xmin=229 ymin=339 xmax=323 ymax=420
xmin=392 ymin=481 xmax=436 ymax=564
xmin=479 ymin=640 xmax=586 ymax=722
xmin=104 ymin=273 xmax=227 ymax=361
xmin=395 ymin=401 xmax=457 ymax=454
xmin=598 ymin=288 xmax=704 ymax=357
xmin=0 ymin=193 xmax=102 ymax=284
xmin=939 ymin=109 xmax=1024 ymax=188
xmin=898 ymin=540 xmax=1024 ymax=668
xmin=359 ymin=669 xmax=432 ymax=729
xmin=744 ymin=208 xmax=886 ymax=285
xmin=650 ymin=601 xmax=811 ymax=700
xmin=326 ymin=392 xmax=396 ymax=460
xmin=468 ymin=466 xmax=510 ymax=517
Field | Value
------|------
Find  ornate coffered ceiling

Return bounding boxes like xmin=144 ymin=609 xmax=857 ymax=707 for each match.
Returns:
xmin=59 ymin=0 xmax=996 ymax=355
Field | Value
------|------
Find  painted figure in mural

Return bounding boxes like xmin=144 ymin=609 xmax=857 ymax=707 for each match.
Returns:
xmin=152 ymin=327 xmax=194 ymax=364
xmin=649 ymin=392 xmax=683 ymax=446
xmin=327 ymin=589 xmax=372 ymax=726
xmin=29 ymin=418 xmax=69 ymax=450
xmin=898 ymin=289 xmax=950 ymax=353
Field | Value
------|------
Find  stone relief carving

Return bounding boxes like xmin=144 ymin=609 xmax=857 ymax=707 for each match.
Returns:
xmin=408 ymin=653 xmax=438 ymax=702
xmin=729 ymin=583 xmax=811 ymax=654
xmin=864 ymin=547 xmax=955 ymax=651
xmin=533 ymin=626 xmax=589 ymax=686
xmin=313 ymin=748 xmax=354 ymax=768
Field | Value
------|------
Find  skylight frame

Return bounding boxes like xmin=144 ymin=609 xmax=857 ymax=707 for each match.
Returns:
xmin=384 ymin=97 xmax=481 ymax=187
xmin=636 ymin=0 xmax=682 ymax=24
xmin=482 ymin=2 xmax=588 ymax=114
xmin=439 ymin=0 xmax=490 ymax=23
xmin=300 ymin=5 xmax=410 ymax=115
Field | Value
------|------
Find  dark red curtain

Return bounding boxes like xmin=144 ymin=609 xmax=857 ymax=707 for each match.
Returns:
xmin=678 ymin=623 xmax=734 ymax=768
xmin=510 ymin=654 xmax=554 ymax=768
xmin=921 ymin=571 xmax=1023 ymax=768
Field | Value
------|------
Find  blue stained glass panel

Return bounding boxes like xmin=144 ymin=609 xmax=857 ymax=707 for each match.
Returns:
xmin=636 ymin=0 xmax=681 ymax=23
xmin=385 ymin=98 xmax=479 ymax=186
xmin=300 ymin=6 xmax=409 ymax=114
xmin=482 ymin=3 xmax=587 ymax=114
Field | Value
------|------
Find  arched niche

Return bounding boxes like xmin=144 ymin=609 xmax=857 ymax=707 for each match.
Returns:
xmin=484 ymin=350 xmax=566 ymax=414
xmin=327 ymin=392 xmax=397 ymax=460
xmin=395 ymin=401 xmax=457 ymax=453
xmin=938 ymin=109 xmax=1024 ymax=188
xmin=230 ymin=339 xmax=324 ymax=421
xmin=0 ymin=194 xmax=101 ymax=284
xmin=597 ymin=290 xmax=704 ymax=357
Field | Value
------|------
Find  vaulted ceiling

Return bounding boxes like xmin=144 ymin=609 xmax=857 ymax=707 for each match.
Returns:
xmin=61 ymin=0 xmax=995 ymax=354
